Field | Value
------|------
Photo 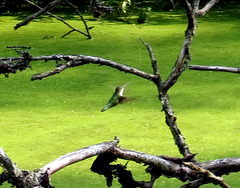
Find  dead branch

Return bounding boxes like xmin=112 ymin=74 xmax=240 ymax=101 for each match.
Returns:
xmin=189 ymin=65 xmax=240 ymax=74
xmin=152 ymin=0 xmax=197 ymax=158
xmin=162 ymin=0 xmax=195 ymax=92
xmin=14 ymin=0 xmax=64 ymax=30
xmin=0 ymin=54 xmax=158 ymax=81
xmin=0 ymin=148 xmax=22 ymax=180
xmin=162 ymin=0 xmax=218 ymax=92
xmin=0 ymin=147 xmax=52 ymax=188
xmin=140 ymin=39 xmax=160 ymax=77
xmin=183 ymin=162 xmax=230 ymax=188
xmin=150 ymin=0 xmax=219 ymax=158
xmin=65 ymin=0 xmax=92 ymax=38
xmin=197 ymin=0 xmax=219 ymax=16
xmin=25 ymin=0 xmax=92 ymax=39
xmin=0 ymin=52 xmax=32 ymax=76
xmin=1 ymin=138 xmax=240 ymax=187
xmin=30 ymin=55 xmax=158 ymax=81
xmin=41 ymin=137 xmax=120 ymax=175
xmin=31 ymin=60 xmax=74 ymax=80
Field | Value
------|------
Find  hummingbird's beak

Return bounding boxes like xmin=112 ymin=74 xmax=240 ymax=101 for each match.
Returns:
xmin=123 ymin=83 xmax=129 ymax=88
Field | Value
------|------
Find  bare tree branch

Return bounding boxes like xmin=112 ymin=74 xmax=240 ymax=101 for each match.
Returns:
xmin=41 ymin=137 xmax=120 ymax=175
xmin=0 ymin=148 xmax=23 ymax=179
xmin=153 ymin=0 xmax=220 ymax=158
xmin=65 ymin=0 xmax=92 ymax=38
xmin=0 ymin=54 xmax=158 ymax=81
xmin=31 ymin=61 xmax=75 ymax=80
xmin=149 ymin=0 xmax=196 ymax=158
xmin=183 ymin=162 xmax=230 ymax=188
xmin=0 ymin=54 xmax=159 ymax=81
xmin=162 ymin=0 xmax=194 ymax=92
xmin=0 ymin=147 xmax=52 ymax=187
xmin=25 ymin=0 xmax=92 ymax=39
xmin=181 ymin=178 xmax=210 ymax=188
xmin=193 ymin=0 xmax=200 ymax=12
xmin=197 ymin=0 xmax=219 ymax=16
xmin=0 ymin=52 xmax=32 ymax=76
xmin=189 ymin=65 xmax=240 ymax=74
xmin=14 ymin=0 xmax=64 ymax=30
xmin=140 ymin=39 xmax=160 ymax=77
xmin=1 ymin=139 xmax=240 ymax=187
xmin=163 ymin=0 xmax=219 ymax=92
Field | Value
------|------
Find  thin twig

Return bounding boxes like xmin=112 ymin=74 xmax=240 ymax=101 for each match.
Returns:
xmin=140 ymin=38 xmax=160 ymax=77
xmin=65 ymin=0 xmax=92 ymax=38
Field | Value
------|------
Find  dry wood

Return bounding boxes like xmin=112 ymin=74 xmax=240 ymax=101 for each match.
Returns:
xmin=25 ymin=0 xmax=92 ymax=39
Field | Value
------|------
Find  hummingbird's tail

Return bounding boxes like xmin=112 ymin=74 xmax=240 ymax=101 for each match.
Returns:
xmin=101 ymin=106 xmax=108 ymax=112
xmin=101 ymin=103 xmax=112 ymax=112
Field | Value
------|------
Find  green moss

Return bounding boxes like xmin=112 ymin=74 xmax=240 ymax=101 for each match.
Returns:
xmin=0 ymin=6 xmax=239 ymax=187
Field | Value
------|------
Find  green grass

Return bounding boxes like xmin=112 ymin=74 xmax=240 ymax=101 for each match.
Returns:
xmin=0 ymin=3 xmax=240 ymax=187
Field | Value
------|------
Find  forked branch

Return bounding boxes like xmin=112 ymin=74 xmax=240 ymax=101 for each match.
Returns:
xmin=25 ymin=0 xmax=92 ymax=39
xmin=197 ymin=0 xmax=219 ymax=16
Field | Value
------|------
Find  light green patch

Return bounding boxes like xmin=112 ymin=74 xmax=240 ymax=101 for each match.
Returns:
xmin=0 ymin=6 xmax=239 ymax=187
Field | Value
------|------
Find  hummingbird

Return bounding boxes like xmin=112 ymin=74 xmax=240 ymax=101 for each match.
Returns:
xmin=101 ymin=83 xmax=129 ymax=112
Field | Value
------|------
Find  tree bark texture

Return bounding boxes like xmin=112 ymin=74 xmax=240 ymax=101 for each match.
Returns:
xmin=1 ymin=138 xmax=239 ymax=187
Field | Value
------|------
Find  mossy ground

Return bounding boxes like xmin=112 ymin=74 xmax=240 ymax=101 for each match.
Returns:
xmin=0 ymin=3 xmax=239 ymax=187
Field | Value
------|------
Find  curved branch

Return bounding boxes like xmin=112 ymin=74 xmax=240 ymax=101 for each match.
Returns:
xmin=41 ymin=137 xmax=120 ymax=175
xmin=189 ymin=65 xmax=240 ymax=74
xmin=41 ymin=143 xmax=240 ymax=185
xmin=2 ymin=138 xmax=240 ymax=187
xmin=28 ymin=54 xmax=158 ymax=81
xmin=0 ymin=54 xmax=158 ymax=81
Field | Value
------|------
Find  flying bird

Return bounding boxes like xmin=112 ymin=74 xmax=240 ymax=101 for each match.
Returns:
xmin=101 ymin=84 xmax=129 ymax=112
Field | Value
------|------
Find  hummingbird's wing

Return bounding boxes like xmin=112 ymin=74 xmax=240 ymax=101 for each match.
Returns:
xmin=118 ymin=96 xmax=127 ymax=103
